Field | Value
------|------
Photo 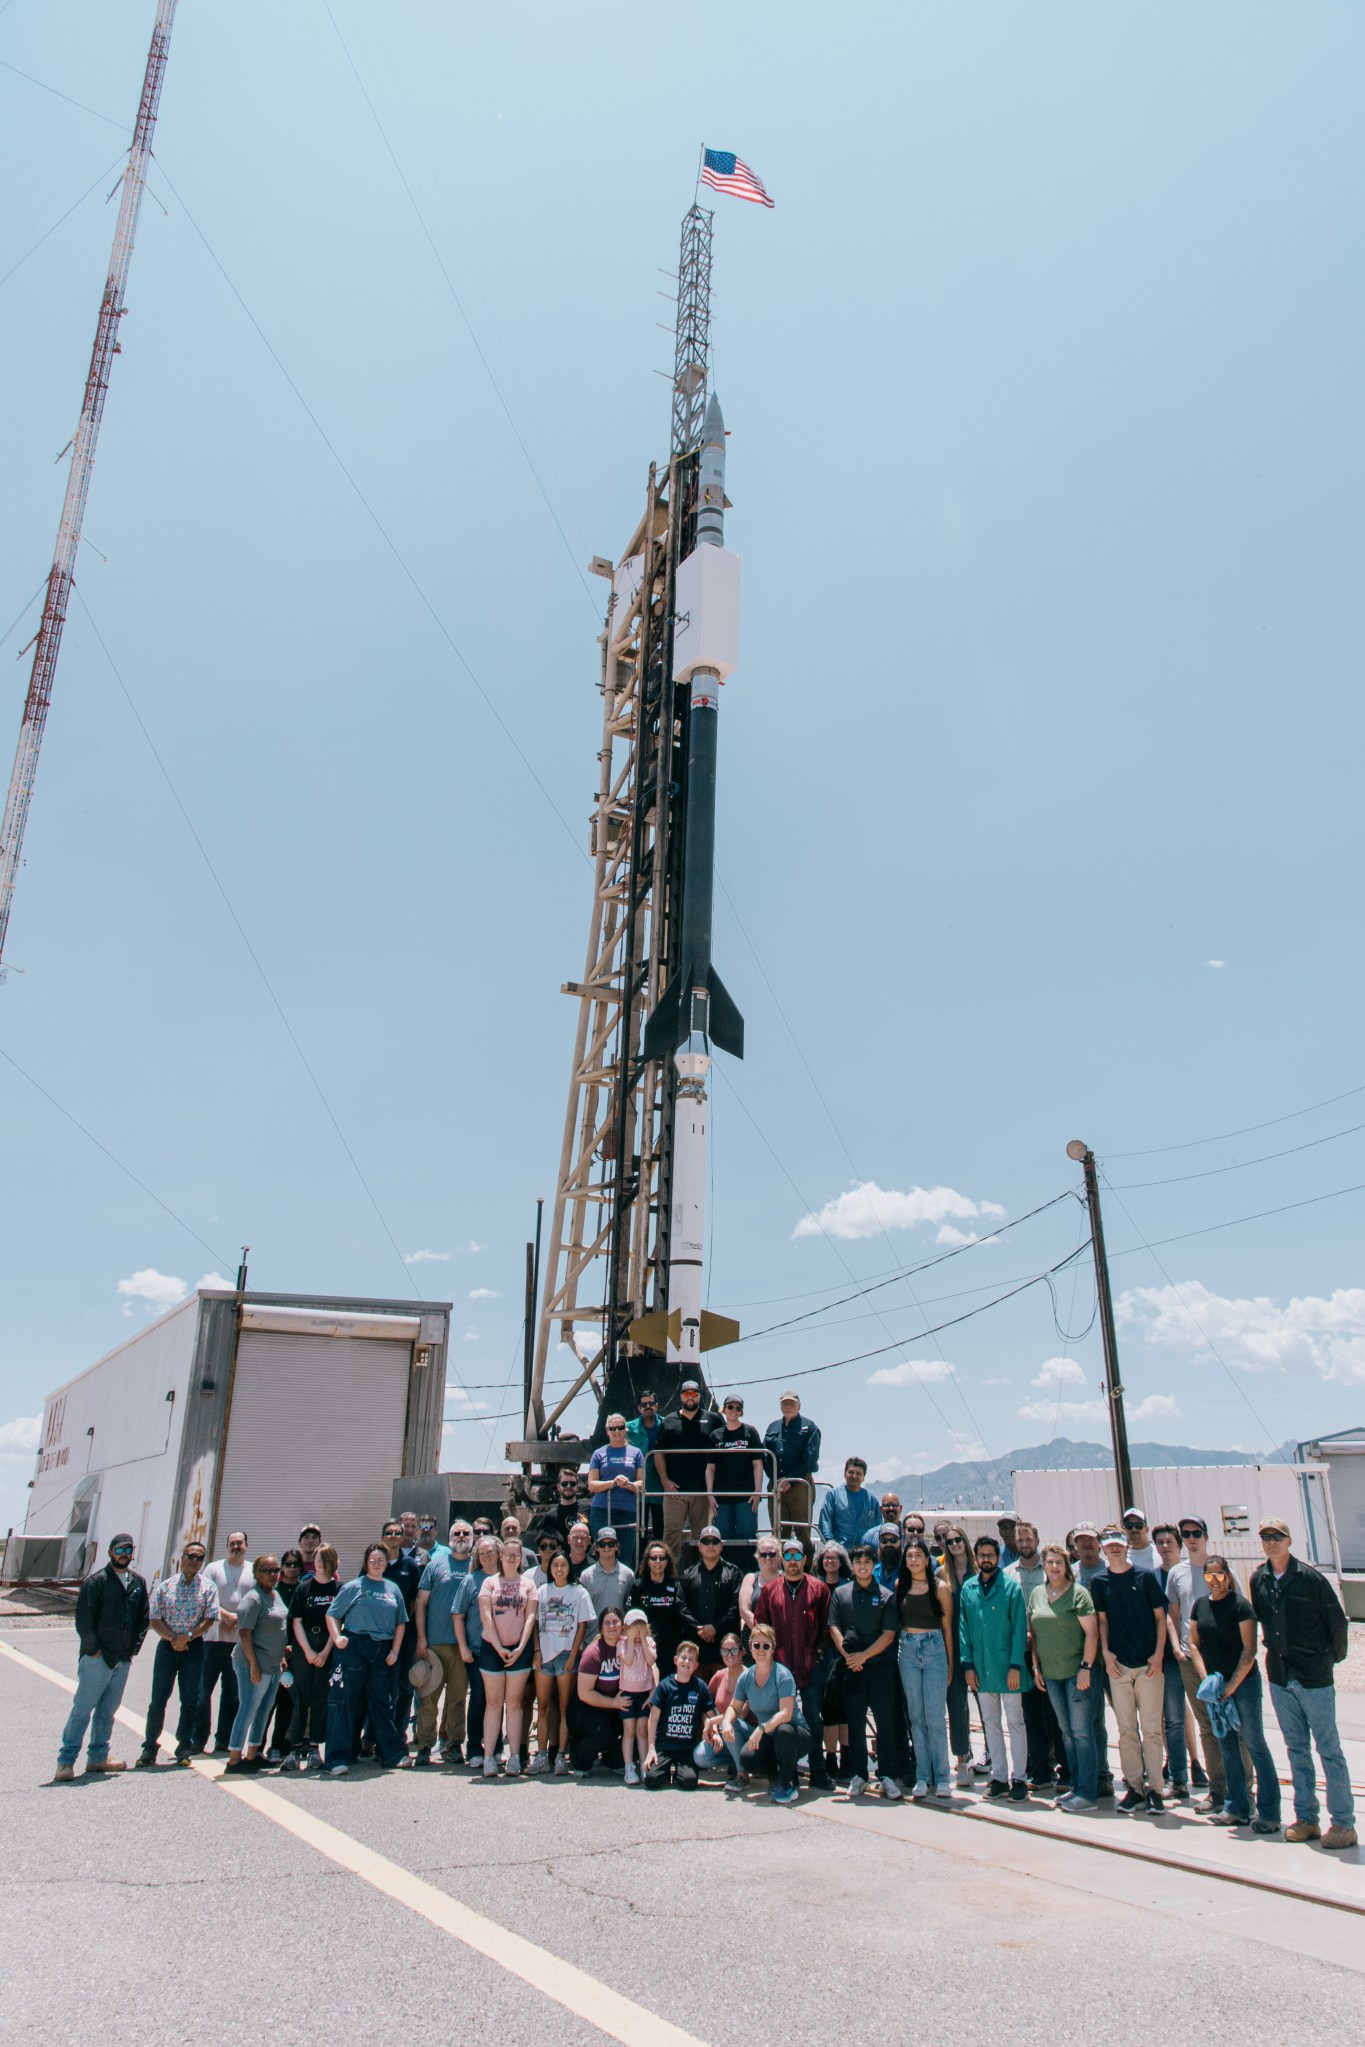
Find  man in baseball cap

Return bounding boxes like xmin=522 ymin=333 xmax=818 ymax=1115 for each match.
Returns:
xmin=1251 ymin=1516 xmax=1355 ymax=1848
xmin=1092 ymin=1527 xmax=1167 ymax=1813
xmin=654 ymin=1380 xmax=719 ymax=1564
xmin=55 ymin=1534 xmax=150 ymax=1780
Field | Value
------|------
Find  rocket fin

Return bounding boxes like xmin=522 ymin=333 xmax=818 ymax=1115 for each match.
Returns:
xmin=643 ymin=970 xmax=689 ymax=1061
xmin=706 ymin=968 xmax=744 ymax=1059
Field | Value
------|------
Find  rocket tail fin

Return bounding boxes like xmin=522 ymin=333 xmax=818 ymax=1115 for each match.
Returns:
xmin=642 ymin=971 xmax=689 ymax=1061
xmin=706 ymin=967 xmax=744 ymax=1058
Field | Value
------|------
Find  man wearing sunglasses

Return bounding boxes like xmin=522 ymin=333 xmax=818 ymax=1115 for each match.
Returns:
xmin=137 ymin=1542 xmax=218 ymax=1768
xmin=754 ymin=1538 xmax=833 ymax=1789
xmin=55 ymin=1534 xmax=150 ymax=1780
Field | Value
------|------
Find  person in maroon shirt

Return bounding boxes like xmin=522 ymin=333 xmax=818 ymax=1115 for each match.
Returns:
xmin=754 ymin=1537 xmax=831 ymax=1789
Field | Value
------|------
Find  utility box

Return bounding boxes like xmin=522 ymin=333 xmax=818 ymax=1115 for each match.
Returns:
xmin=11 ymin=1289 xmax=450 ymax=1586
xmin=1011 ymin=1462 xmax=1341 ymax=1587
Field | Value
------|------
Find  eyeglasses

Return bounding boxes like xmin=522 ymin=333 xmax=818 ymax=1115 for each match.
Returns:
xmin=720 ymin=1644 xmax=741 ymax=1656
xmin=723 ymin=1402 xmax=743 ymax=1412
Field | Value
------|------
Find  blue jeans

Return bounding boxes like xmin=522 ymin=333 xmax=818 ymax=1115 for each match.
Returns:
xmin=1217 ymin=1670 xmax=1280 ymax=1824
xmin=897 ymin=1631 xmax=951 ymax=1790
xmin=798 ymin=1669 xmax=827 ymax=1775
xmin=191 ymin=1640 xmax=240 ymax=1750
xmin=712 ymin=1499 xmax=758 ymax=1554
xmin=1086 ymin=1661 xmax=1112 ymax=1785
xmin=327 ymin=1634 xmax=405 ymax=1766
xmin=143 ymin=1637 xmax=205 ymax=1756
xmin=1270 ymin=1678 xmax=1354 ymax=1829
xmin=1162 ymin=1657 xmax=1190 ymax=1787
xmin=58 ymin=1654 xmax=131 ymax=1768
xmin=229 ymin=1650 xmax=281 ymax=1752
xmin=1045 ymin=1674 xmax=1099 ymax=1802
xmin=464 ymin=1656 xmax=487 ymax=1761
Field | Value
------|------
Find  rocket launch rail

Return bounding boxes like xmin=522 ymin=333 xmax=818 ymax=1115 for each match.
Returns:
xmin=513 ymin=205 xmax=745 ymax=1467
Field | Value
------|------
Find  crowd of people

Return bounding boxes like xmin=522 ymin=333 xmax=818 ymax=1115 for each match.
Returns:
xmin=51 ymin=1386 xmax=1357 ymax=1853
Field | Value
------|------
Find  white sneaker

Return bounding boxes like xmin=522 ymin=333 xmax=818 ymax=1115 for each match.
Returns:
xmin=553 ymin=1753 xmax=569 ymax=1775
xmin=505 ymin=1755 xmax=521 ymax=1777
xmin=880 ymin=1776 xmax=904 ymax=1802
xmin=482 ymin=1756 xmax=498 ymax=1777
xmin=623 ymin=1761 xmax=640 ymax=1785
xmin=847 ymin=1775 xmax=868 ymax=1798
xmin=912 ymin=1781 xmax=930 ymax=1800
xmin=955 ymin=1759 xmax=973 ymax=1788
xmin=527 ymin=1752 xmax=550 ymax=1774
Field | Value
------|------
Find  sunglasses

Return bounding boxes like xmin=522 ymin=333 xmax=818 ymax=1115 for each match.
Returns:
xmin=699 ymin=1538 xmax=722 ymax=1546
xmin=947 ymin=1538 xmax=965 ymax=1547
xmin=607 ymin=1423 xmax=626 ymax=1431
xmin=721 ymin=1644 xmax=742 ymax=1656
xmin=111 ymin=1546 xmax=134 ymax=1557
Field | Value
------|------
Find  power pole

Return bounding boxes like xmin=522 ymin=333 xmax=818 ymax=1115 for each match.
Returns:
xmin=0 ymin=0 xmax=179 ymax=970
xmin=1067 ymin=1140 xmax=1135 ymax=1521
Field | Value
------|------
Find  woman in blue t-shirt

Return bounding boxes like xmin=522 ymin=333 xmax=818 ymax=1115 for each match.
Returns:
xmin=719 ymin=1621 xmax=809 ymax=1804
xmin=322 ymin=1543 xmax=408 ymax=1775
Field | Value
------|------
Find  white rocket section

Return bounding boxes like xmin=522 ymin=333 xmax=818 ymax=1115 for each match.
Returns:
xmin=666 ymin=1049 xmax=710 ymax=1368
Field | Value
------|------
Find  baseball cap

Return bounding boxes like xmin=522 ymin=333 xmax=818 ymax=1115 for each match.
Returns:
xmin=624 ymin=1607 xmax=647 ymax=1625
xmin=596 ymin=1529 xmax=619 ymax=1546
xmin=680 ymin=1379 xmax=701 ymax=1393
xmin=781 ymin=1539 xmax=804 ymax=1559
xmin=1121 ymin=1507 xmax=1146 ymax=1526
xmin=299 ymin=1522 xmax=322 ymax=1538
xmin=1072 ymin=1521 xmax=1100 ymax=1538
xmin=698 ymin=1524 xmax=723 ymax=1541
xmin=1259 ymin=1517 xmax=1291 ymax=1539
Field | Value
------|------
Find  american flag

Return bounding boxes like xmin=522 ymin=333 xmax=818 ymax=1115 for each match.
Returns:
xmin=700 ymin=149 xmax=775 ymax=209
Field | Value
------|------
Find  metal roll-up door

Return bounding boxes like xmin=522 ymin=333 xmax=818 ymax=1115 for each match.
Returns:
xmin=214 ymin=1332 xmax=410 ymax=1578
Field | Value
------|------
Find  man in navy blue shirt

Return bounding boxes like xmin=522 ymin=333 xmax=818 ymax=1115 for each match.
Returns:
xmin=763 ymin=1392 xmax=820 ymax=1540
xmin=379 ymin=1519 xmax=424 ymax=1756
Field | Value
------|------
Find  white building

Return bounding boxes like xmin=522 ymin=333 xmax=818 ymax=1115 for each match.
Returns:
xmin=12 ymin=1287 xmax=450 ymax=1584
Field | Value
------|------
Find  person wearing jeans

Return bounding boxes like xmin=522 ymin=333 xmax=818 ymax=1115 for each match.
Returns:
xmin=894 ymin=1537 xmax=954 ymax=1800
xmin=193 ymin=1531 xmax=253 ymax=1755
xmin=754 ymin=1539 xmax=833 ymax=1789
xmin=55 ymin=1534 xmax=150 ymax=1780
xmin=137 ymin=1541 xmax=218 ymax=1767
xmin=1152 ymin=1523 xmax=1192 ymax=1797
xmin=323 ymin=1543 xmax=410 ymax=1774
xmin=1164 ymin=1517 xmax=1226 ymax=1810
xmin=1093 ymin=1526 xmax=1167 ymax=1815
xmin=959 ymin=1536 xmax=1031 ymax=1799
xmin=1251 ymin=1521 xmax=1355 ymax=1850
xmin=719 ymin=1623 xmax=809 ymax=1805
xmin=1188 ymin=1556 xmax=1280 ymax=1832
xmin=1028 ymin=1544 xmax=1101 ymax=1810
xmin=704 ymin=1395 xmax=765 ymax=1561
xmin=226 ymin=1555 xmax=290 ymax=1772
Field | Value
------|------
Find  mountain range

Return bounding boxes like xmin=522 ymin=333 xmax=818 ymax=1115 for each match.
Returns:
xmin=880 ymin=1436 xmax=1293 ymax=1511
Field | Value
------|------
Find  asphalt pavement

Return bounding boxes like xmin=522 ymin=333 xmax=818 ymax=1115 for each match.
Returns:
xmin=6 ymin=1624 xmax=1365 ymax=2047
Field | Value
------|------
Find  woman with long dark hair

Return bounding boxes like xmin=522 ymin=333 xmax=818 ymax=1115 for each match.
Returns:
xmin=530 ymin=1548 xmax=592 ymax=1775
xmin=225 ymin=1555 xmax=289 ymax=1774
xmin=895 ymin=1537 xmax=955 ymax=1801
xmin=635 ymin=1541 xmax=686 ymax=1672
xmin=815 ymin=1542 xmax=851 ymax=1777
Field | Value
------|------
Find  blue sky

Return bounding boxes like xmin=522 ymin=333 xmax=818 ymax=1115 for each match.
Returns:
xmin=3 ymin=2 xmax=1363 ymax=1531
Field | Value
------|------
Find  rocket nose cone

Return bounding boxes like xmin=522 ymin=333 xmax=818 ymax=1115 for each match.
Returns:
xmin=703 ymin=392 xmax=725 ymax=440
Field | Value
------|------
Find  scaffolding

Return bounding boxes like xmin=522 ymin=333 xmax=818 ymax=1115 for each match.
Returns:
xmin=511 ymin=208 xmax=714 ymax=1462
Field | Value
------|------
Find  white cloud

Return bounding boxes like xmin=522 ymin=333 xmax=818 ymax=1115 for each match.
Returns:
xmin=1017 ymin=1391 xmax=1180 ymax=1426
xmin=868 ymin=1358 xmax=957 ymax=1387
xmin=1119 ymin=1282 xmax=1365 ymax=1387
xmin=866 ymin=1456 xmax=907 ymax=1484
xmin=197 ymin=1271 xmax=232 ymax=1291
xmin=461 ymin=1329 xmax=480 ymax=1343
xmin=468 ymin=1288 xmax=500 ymax=1301
xmin=117 ymin=1268 xmax=188 ymax=1316
xmin=0 ymin=1414 xmax=41 ymax=1456
xmin=466 ymin=1239 xmax=488 ymax=1253
xmin=404 ymin=1249 xmax=451 ymax=1265
xmin=793 ymin=1181 xmax=1006 ymax=1242
xmin=1207 ymin=960 xmax=1224 ymax=969
xmin=935 ymin=1225 xmax=991 ymax=1248
xmin=981 ymin=1375 xmax=1010 ymax=1387
xmin=946 ymin=1430 xmax=989 ymax=1463
xmin=444 ymin=1385 xmax=490 ymax=1415
xmin=1031 ymin=1356 xmax=1088 ymax=1391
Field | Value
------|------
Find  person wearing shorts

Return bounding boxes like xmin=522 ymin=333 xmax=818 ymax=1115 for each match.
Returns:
xmin=618 ymin=1608 xmax=659 ymax=1784
xmin=476 ymin=1535 xmax=536 ymax=1776
xmin=532 ymin=1551 xmax=592 ymax=1774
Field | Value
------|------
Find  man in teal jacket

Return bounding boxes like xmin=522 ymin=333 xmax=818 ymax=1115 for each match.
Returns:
xmin=959 ymin=1535 xmax=1031 ymax=1799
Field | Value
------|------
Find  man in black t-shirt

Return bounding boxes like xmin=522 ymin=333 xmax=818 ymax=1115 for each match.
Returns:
xmin=286 ymin=1543 xmax=339 ymax=1767
xmin=654 ymin=1381 xmax=720 ymax=1564
xmin=644 ymin=1642 xmax=711 ymax=1788
xmin=1093 ymin=1526 xmax=1167 ymax=1813
xmin=704 ymin=1395 xmax=766 ymax=1563
xmin=828 ymin=1545 xmax=906 ymax=1798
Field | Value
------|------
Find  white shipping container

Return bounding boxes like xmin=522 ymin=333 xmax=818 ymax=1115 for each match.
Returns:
xmin=1011 ymin=1463 xmax=1341 ymax=1586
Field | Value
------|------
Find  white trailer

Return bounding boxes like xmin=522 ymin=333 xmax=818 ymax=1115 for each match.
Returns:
xmin=1011 ymin=1462 xmax=1341 ymax=1586
xmin=12 ymin=1287 xmax=450 ymax=1585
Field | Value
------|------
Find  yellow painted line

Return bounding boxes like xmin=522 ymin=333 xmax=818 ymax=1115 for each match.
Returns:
xmin=1 ymin=1638 xmax=708 ymax=2047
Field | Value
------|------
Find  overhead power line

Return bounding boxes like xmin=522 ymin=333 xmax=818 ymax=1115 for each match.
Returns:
xmin=1111 ymin=1116 xmax=1365 ymax=1190
xmin=0 ymin=149 xmax=129 ymax=292
xmin=1108 ymin=1080 xmax=1365 ymax=1159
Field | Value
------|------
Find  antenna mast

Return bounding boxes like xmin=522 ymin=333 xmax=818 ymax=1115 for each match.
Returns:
xmin=0 ymin=0 xmax=179 ymax=970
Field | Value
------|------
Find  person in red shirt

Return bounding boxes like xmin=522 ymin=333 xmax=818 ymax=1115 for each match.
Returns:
xmin=755 ymin=1538 xmax=832 ymax=1789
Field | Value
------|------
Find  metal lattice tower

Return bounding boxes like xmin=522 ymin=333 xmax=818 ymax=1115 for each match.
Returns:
xmin=513 ymin=207 xmax=714 ymax=1461
xmin=0 ymin=0 xmax=179 ymax=971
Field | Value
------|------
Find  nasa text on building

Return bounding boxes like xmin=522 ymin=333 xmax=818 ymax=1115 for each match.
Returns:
xmin=13 ymin=1288 xmax=450 ymax=1583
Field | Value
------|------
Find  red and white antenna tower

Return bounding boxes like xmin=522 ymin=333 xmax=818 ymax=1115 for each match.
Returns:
xmin=0 ymin=0 xmax=179 ymax=971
